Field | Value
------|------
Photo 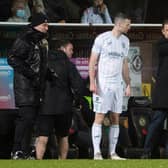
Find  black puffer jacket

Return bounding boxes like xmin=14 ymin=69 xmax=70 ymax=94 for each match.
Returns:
xmin=40 ymin=50 xmax=84 ymax=115
xmin=8 ymin=26 xmax=49 ymax=107
xmin=152 ymin=37 xmax=168 ymax=109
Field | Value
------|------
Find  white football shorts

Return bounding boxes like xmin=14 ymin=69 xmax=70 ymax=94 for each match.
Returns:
xmin=93 ymin=86 xmax=123 ymax=114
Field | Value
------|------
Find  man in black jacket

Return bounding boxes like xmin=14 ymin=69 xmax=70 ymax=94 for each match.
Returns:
xmin=141 ymin=19 xmax=168 ymax=158
xmin=7 ymin=12 xmax=51 ymax=159
xmin=35 ymin=42 xmax=84 ymax=159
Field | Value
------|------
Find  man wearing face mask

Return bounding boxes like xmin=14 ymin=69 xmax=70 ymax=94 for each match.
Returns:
xmin=7 ymin=12 xmax=53 ymax=159
xmin=8 ymin=1 xmax=30 ymax=22
xmin=81 ymin=0 xmax=112 ymax=24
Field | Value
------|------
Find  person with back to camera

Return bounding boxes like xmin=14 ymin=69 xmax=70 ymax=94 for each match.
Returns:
xmin=89 ymin=12 xmax=131 ymax=160
xmin=81 ymin=0 xmax=112 ymax=24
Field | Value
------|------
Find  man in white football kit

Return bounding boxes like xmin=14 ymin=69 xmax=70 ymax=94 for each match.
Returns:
xmin=89 ymin=13 xmax=131 ymax=160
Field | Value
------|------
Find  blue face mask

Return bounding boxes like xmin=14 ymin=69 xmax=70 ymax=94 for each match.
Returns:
xmin=16 ymin=9 xmax=26 ymax=18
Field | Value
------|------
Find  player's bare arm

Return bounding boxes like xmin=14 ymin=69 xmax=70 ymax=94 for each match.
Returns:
xmin=89 ymin=52 xmax=99 ymax=93
xmin=122 ymin=57 xmax=131 ymax=96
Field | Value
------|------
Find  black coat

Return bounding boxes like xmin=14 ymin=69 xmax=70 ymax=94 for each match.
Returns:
xmin=7 ymin=26 xmax=49 ymax=107
xmin=152 ymin=37 xmax=168 ymax=109
xmin=40 ymin=50 xmax=84 ymax=115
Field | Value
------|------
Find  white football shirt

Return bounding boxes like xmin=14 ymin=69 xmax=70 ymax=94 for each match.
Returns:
xmin=92 ymin=31 xmax=129 ymax=91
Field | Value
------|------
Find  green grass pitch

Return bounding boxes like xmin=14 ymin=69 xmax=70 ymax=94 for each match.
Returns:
xmin=0 ymin=159 xmax=167 ymax=168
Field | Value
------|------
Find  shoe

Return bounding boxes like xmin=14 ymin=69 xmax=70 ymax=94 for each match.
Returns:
xmin=26 ymin=149 xmax=36 ymax=160
xmin=94 ymin=152 xmax=103 ymax=160
xmin=110 ymin=153 xmax=126 ymax=160
xmin=141 ymin=152 xmax=151 ymax=159
xmin=11 ymin=151 xmax=25 ymax=160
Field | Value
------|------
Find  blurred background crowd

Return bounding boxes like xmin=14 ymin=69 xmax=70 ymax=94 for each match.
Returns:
xmin=0 ymin=0 xmax=168 ymax=24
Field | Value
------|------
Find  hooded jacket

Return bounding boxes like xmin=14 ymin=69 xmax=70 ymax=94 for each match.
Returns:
xmin=40 ymin=50 xmax=84 ymax=115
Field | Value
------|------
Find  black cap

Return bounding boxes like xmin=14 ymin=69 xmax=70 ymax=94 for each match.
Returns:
xmin=31 ymin=12 xmax=48 ymax=27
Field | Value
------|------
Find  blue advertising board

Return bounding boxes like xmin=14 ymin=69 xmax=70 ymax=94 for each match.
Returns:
xmin=0 ymin=58 xmax=15 ymax=109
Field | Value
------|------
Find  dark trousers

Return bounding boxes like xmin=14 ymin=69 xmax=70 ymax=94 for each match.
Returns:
xmin=12 ymin=106 xmax=37 ymax=153
xmin=144 ymin=110 xmax=168 ymax=155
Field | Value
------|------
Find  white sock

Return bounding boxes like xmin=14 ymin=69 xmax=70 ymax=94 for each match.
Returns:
xmin=92 ymin=123 xmax=102 ymax=155
xmin=109 ymin=125 xmax=119 ymax=155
